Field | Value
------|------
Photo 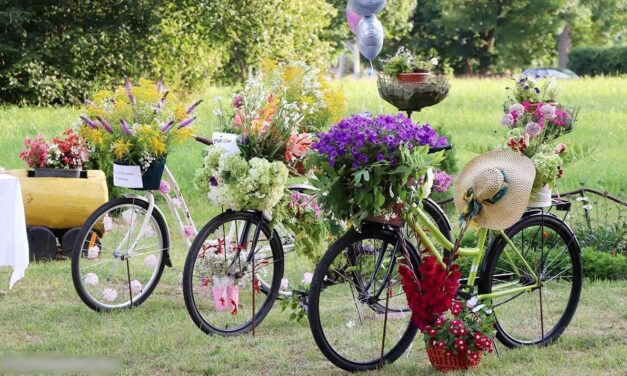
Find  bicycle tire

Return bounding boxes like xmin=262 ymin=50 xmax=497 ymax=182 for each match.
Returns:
xmin=183 ymin=210 xmax=284 ymax=336
xmin=479 ymin=213 xmax=583 ymax=347
xmin=71 ymin=197 xmax=169 ymax=312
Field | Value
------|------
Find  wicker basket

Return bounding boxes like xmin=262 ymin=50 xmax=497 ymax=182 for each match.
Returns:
xmin=426 ymin=344 xmax=481 ymax=372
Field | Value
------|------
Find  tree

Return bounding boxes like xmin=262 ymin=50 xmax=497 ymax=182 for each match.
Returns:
xmin=0 ymin=0 xmax=159 ymax=105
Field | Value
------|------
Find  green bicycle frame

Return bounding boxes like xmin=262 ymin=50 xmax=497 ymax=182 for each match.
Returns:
xmin=405 ymin=207 xmax=540 ymax=301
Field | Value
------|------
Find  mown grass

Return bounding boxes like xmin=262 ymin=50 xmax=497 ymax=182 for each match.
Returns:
xmin=1 ymin=77 xmax=626 ymax=375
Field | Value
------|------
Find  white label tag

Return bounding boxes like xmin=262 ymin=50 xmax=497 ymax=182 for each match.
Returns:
xmin=212 ymin=132 xmax=240 ymax=155
xmin=113 ymin=164 xmax=143 ymax=188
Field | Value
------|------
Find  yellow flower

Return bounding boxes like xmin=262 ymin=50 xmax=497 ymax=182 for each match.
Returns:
xmin=136 ymin=125 xmax=167 ymax=156
xmin=112 ymin=139 xmax=132 ymax=160
xmin=174 ymin=105 xmax=187 ymax=122
xmin=282 ymin=65 xmax=304 ymax=85
xmin=260 ymin=58 xmax=278 ymax=76
xmin=323 ymin=88 xmax=347 ymax=123
xmin=134 ymin=78 xmax=161 ymax=104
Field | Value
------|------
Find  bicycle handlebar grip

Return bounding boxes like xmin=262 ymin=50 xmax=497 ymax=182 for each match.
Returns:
xmin=428 ymin=144 xmax=453 ymax=153
xmin=194 ymin=135 xmax=213 ymax=146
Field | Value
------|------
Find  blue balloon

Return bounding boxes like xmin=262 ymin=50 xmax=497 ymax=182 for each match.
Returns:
xmin=349 ymin=0 xmax=387 ymax=16
xmin=357 ymin=15 xmax=384 ymax=60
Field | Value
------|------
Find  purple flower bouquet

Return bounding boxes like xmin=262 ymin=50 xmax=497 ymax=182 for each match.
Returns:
xmin=310 ymin=113 xmax=448 ymax=225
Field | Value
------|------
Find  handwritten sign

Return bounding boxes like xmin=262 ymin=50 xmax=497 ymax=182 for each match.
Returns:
xmin=212 ymin=132 xmax=240 ymax=155
xmin=113 ymin=164 xmax=143 ymax=188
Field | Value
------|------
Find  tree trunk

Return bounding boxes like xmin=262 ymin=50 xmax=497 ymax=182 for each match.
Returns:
xmin=558 ymin=24 xmax=571 ymax=69
xmin=353 ymin=39 xmax=361 ymax=78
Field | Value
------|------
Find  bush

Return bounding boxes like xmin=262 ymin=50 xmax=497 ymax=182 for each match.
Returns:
xmin=581 ymin=247 xmax=627 ymax=280
xmin=568 ymin=46 xmax=627 ymax=76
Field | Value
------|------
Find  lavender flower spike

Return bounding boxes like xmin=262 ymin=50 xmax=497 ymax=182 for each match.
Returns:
xmin=124 ymin=77 xmax=136 ymax=105
xmin=161 ymin=120 xmax=175 ymax=133
xmin=96 ymin=116 xmax=113 ymax=133
xmin=178 ymin=116 xmax=197 ymax=129
xmin=84 ymin=99 xmax=97 ymax=108
xmin=153 ymin=90 xmax=170 ymax=114
xmin=156 ymin=76 xmax=164 ymax=93
xmin=80 ymin=115 xmax=99 ymax=129
xmin=186 ymin=99 xmax=203 ymax=114
xmin=120 ymin=119 xmax=132 ymax=135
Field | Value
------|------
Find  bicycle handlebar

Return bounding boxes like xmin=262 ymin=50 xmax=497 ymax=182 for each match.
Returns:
xmin=193 ymin=134 xmax=213 ymax=146
xmin=428 ymin=144 xmax=453 ymax=153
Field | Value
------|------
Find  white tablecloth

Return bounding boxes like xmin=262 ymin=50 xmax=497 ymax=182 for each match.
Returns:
xmin=0 ymin=174 xmax=29 ymax=288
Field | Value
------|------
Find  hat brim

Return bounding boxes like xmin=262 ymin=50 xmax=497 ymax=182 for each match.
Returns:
xmin=454 ymin=150 xmax=536 ymax=230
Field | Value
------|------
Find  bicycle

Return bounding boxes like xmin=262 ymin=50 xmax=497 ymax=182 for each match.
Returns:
xmin=307 ymin=171 xmax=582 ymax=371
xmin=71 ymin=135 xmax=303 ymax=313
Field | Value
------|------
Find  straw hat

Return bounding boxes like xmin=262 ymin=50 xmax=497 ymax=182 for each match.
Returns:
xmin=454 ymin=150 xmax=536 ymax=230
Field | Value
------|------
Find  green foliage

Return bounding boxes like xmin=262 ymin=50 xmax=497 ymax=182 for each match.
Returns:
xmin=578 ymin=223 xmax=627 ymax=255
xmin=581 ymin=247 xmax=627 ymax=280
xmin=382 ymin=48 xmax=440 ymax=75
xmin=568 ymin=46 xmax=627 ymax=76
xmin=0 ymin=1 xmax=157 ymax=105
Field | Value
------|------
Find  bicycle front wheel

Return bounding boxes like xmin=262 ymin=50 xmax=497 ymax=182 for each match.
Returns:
xmin=308 ymin=225 xmax=421 ymax=372
xmin=183 ymin=210 xmax=284 ymax=336
xmin=479 ymin=213 xmax=583 ymax=347
xmin=71 ymin=197 xmax=169 ymax=312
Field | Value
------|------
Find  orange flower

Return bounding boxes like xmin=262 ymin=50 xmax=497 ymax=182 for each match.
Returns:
xmin=285 ymin=133 xmax=312 ymax=162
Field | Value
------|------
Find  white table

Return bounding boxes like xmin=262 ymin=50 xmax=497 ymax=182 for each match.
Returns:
xmin=0 ymin=174 xmax=29 ymax=289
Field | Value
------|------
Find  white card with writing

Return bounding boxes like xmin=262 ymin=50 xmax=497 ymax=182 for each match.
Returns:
xmin=212 ymin=132 xmax=240 ymax=155
xmin=113 ymin=164 xmax=143 ymax=188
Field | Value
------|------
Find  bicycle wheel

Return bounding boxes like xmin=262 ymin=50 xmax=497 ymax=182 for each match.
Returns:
xmin=71 ymin=197 xmax=169 ymax=312
xmin=308 ymin=224 xmax=421 ymax=372
xmin=183 ymin=210 xmax=284 ymax=336
xmin=479 ymin=212 xmax=583 ymax=347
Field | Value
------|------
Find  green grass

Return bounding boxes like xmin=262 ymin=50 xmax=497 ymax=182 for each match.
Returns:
xmin=1 ymin=77 xmax=626 ymax=374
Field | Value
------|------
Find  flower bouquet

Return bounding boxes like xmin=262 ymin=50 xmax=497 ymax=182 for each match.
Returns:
xmin=213 ymin=60 xmax=346 ymax=176
xmin=78 ymin=78 xmax=200 ymax=190
xmin=19 ymin=129 xmax=89 ymax=178
xmin=195 ymin=60 xmax=345 ymax=212
xmin=500 ymin=99 xmax=577 ymax=207
xmin=310 ymin=113 xmax=449 ymax=226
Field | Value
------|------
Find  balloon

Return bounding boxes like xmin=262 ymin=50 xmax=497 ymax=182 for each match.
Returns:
xmin=346 ymin=3 xmax=362 ymax=35
xmin=357 ymin=15 xmax=384 ymax=60
xmin=349 ymin=0 xmax=387 ymax=16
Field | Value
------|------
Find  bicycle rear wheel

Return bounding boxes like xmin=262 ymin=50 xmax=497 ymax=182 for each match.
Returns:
xmin=308 ymin=224 xmax=421 ymax=372
xmin=479 ymin=213 xmax=583 ymax=347
xmin=183 ymin=210 xmax=284 ymax=336
xmin=71 ymin=197 xmax=169 ymax=312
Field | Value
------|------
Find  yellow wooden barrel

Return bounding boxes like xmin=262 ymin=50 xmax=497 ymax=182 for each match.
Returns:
xmin=9 ymin=169 xmax=108 ymax=229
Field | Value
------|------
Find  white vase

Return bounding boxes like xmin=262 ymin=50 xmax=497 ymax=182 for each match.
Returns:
xmin=528 ymin=184 xmax=552 ymax=208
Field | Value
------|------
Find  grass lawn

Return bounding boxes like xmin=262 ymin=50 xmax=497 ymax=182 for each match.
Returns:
xmin=1 ymin=77 xmax=626 ymax=375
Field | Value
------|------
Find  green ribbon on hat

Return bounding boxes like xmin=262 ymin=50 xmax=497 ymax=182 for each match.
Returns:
xmin=459 ymin=170 xmax=509 ymax=226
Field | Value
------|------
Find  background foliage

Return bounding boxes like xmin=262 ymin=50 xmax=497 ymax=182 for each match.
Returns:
xmin=0 ymin=0 xmax=625 ymax=105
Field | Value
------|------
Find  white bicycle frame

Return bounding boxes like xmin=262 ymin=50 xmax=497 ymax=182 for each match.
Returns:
xmin=115 ymin=165 xmax=301 ymax=258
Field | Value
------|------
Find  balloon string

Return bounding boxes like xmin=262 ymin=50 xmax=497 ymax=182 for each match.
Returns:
xmin=369 ymin=59 xmax=384 ymax=115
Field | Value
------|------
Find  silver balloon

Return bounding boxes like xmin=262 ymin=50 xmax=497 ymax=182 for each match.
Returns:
xmin=357 ymin=15 xmax=384 ymax=60
xmin=349 ymin=0 xmax=387 ymax=16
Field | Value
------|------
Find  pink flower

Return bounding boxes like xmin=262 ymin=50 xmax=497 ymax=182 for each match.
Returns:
xmin=525 ymin=122 xmax=542 ymax=137
xmin=84 ymin=273 xmax=99 ymax=286
xmin=130 ymin=280 xmax=143 ymax=295
xmin=159 ymin=180 xmax=170 ymax=194
xmin=144 ymin=254 xmax=159 ymax=268
xmin=508 ymin=103 xmax=524 ymax=115
xmin=500 ymin=114 xmax=514 ymax=127
xmin=184 ymin=225 xmax=196 ymax=238
xmin=302 ymin=272 xmax=313 ymax=284
xmin=87 ymin=245 xmax=100 ymax=260
xmin=432 ymin=170 xmax=453 ymax=192
xmin=172 ymin=198 xmax=183 ymax=208
xmin=539 ymin=104 xmax=556 ymax=118
xmin=102 ymin=288 xmax=118 ymax=302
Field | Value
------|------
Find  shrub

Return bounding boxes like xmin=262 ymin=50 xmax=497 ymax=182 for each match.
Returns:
xmin=581 ymin=247 xmax=627 ymax=280
xmin=568 ymin=46 xmax=627 ymax=76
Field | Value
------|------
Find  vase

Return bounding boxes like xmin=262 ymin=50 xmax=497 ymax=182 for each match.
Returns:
xmin=377 ymin=74 xmax=450 ymax=112
xmin=397 ymin=72 xmax=431 ymax=83
xmin=426 ymin=344 xmax=481 ymax=372
xmin=528 ymin=184 xmax=552 ymax=208
xmin=33 ymin=168 xmax=82 ymax=178
xmin=365 ymin=203 xmax=405 ymax=227
xmin=113 ymin=156 xmax=166 ymax=190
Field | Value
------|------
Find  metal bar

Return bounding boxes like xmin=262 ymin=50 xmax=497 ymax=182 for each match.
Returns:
xmin=466 ymin=228 xmax=487 ymax=286
xmin=415 ymin=208 xmax=454 ymax=251
xmin=478 ymin=284 xmax=537 ymax=300
xmin=497 ymin=230 xmax=539 ymax=282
